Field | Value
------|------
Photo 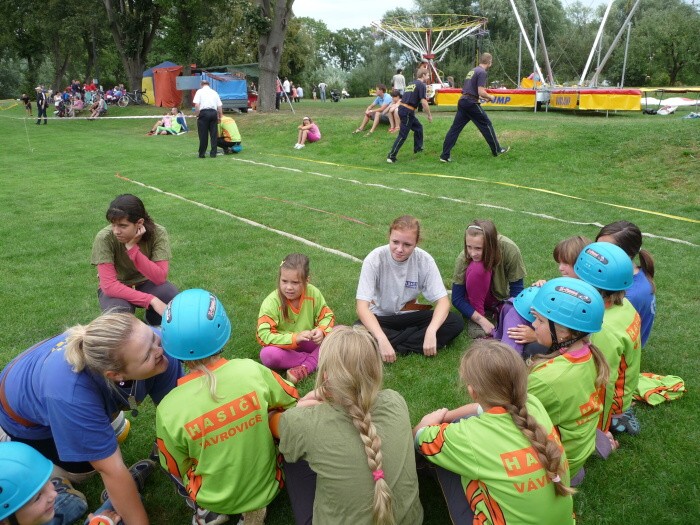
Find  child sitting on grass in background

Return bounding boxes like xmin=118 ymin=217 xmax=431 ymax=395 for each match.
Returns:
xmin=415 ymin=339 xmax=575 ymax=524
xmin=257 ymin=254 xmax=335 ymax=384
xmin=294 ymin=117 xmax=320 ymax=149
xmin=156 ymin=289 xmax=299 ymax=525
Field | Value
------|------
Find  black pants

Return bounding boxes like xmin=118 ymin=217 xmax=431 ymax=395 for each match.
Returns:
xmin=367 ymin=309 xmax=464 ymax=355
xmin=197 ymin=109 xmax=219 ymax=156
xmin=441 ymin=97 xmax=501 ymax=159
xmin=387 ymin=106 xmax=423 ymax=161
xmin=37 ymin=104 xmax=47 ymax=123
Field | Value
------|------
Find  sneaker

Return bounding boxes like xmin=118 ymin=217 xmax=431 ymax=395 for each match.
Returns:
xmin=101 ymin=459 xmax=156 ymax=502
xmin=386 ymin=158 xmax=396 ymax=164
xmin=610 ymin=408 xmax=640 ymax=435
xmin=286 ymin=365 xmax=309 ymax=384
xmin=494 ymin=146 xmax=510 ymax=156
xmin=51 ymin=477 xmax=87 ymax=503
xmin=297 ymin=143 xmax=305 ymax=149
xmin=439 ymin=157 xmax=451 ymax=163
xmin=193 ymin=508 xmax=230 ymax=525
xmin=239 ymin=508 xmax=267 ymax=525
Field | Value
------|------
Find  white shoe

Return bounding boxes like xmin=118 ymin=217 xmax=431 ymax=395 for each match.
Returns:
xmin=297 ymin=143 xmax=305 ymax=149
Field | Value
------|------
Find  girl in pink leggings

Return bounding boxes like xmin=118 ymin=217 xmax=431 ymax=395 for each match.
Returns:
xmin=451 ymin=220 xmax=526 ymax=338
xmin=256 ymin=253 xmax=335 ymax=384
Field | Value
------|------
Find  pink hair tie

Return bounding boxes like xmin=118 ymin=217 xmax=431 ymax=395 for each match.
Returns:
xmin=550 ymin=474 xmax=561 ymax=483
xmin=372 ymin=469 xmax=385 ymax=482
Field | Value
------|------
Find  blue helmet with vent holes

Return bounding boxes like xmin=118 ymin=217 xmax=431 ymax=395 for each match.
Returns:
xmin=531 ymin=277 xmax=604 ymax=334
xmin=161 ymin=289 xmax=232 ymax=360
xmin=574 ymin=242 xmax=633 ymax=291
xmin=513 ymin=285 xmax=539 ymax=323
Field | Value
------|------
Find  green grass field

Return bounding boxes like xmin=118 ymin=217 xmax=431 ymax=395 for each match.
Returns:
xmin=0 ymin=96 xmax=698 ymax=524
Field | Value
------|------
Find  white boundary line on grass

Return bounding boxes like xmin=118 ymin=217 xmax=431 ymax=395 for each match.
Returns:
xmin=233 ymin=158 xmax=698 ymax=248
xmin=116 ymin=174 xmax=364 ymax=263
xmin=268 ymin=155 xmax=699 ymax=225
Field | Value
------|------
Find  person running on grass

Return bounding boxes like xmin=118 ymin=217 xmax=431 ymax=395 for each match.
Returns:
xmin=440 ymin=52 xmax=509 ymax=162
xmin=386 ymin=67 xmax=432 ymax=163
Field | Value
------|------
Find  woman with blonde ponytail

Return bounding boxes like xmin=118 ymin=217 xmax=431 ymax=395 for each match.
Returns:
xmin=414 ymin=340 xmax=574 ymax=525
xmin=0 ymin=312 xmax=182 ymax=525
xmin=278 ymin=326 xmax=423 ymax=525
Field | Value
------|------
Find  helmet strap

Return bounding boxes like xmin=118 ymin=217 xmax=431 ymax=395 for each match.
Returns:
xmin=547 ymin=320 xmax=586 ymax=353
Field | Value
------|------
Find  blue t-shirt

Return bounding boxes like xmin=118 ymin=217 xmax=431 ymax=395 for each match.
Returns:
xmin=463 ymin=65 xmax=487 ymax=98
xmin=0 ymin=329 xmax=182 ymax=462
xmin=373 ymin=93 xmax=392 ymax=107
xmin=401 ymin=80 xmax=427 ymax=109
xmin=625 ymin=269 xmax=655 ymax=347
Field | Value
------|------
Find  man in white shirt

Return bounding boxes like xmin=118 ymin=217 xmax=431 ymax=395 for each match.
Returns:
xmin=193 ymin=78 xmax=223 ymax=158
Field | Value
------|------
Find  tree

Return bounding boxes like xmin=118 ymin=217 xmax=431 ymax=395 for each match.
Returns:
xmin=255 ymin=0 xmax=295 ymax=112
xmin=103 ymin=0 xmax=161 ymax=91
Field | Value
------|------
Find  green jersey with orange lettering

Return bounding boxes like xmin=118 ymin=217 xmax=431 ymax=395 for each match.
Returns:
xmin=590 ymin=298 xmax=641 ymax=431
xmin=156 ymin=358 xmax=298 ymax=514
xmin=527 ymin=344 xmax=603 ymax=475
xmin=416 ymin=395 xmax=574 ymax=525
xmin=256 ymin=284 xmax=335 ymax=349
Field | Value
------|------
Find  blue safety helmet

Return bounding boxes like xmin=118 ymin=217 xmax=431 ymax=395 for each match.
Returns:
xmin=513 ymin=285 xmax=539 ymax=323
xmin=161 ymin=289 xmax=232 ymax=361
xmin=574 ymin=242 xmax=633 ymax=291
xmin=531 ymin=277 xmax=605 ymax=334
xmin=232 ymin=144 xmax=242 ymax=153
xmin=0 ymin=442 xmax=53 ymax=520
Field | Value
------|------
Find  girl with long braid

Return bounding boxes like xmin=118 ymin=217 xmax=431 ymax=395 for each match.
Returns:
xmin=278 ymin=326 xmax=423 ymax=525
xmin=415 ymin=339 xmax=574 ymax=524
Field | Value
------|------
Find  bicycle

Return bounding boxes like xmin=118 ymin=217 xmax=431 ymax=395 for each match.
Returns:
xmin=119 ymin=90 xmax=150 ymax=107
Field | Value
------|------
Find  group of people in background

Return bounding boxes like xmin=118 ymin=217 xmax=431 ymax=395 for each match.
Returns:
xmin=0 ymin=181 xmax=658 ymax=524
xmin=24 ymin=81 xmax=125 ymax=124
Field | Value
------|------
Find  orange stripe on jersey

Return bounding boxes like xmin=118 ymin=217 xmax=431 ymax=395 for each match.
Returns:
xmin=275 ymin=452 xmax=285 ymax=490
xmin=626 ymin=313 xmax=641 ymax=350
xmin=316 ymin=306 xmax=335 ymax=332
xmin=156 ymin=438 xmax=181 ymax=478
xmin=418 ymin=423 xmax=449 ymax=456
xmin=480 ymin=481 xmax=506 ymax=525
xmin=186 ymin=462 xmax=202 ymax=502
xmin=612 ymin=355 xmax=628 ymax=415
xmin=256 ymin=315 xmax=296 ymax=349
xmin=271 ymin=370 xmax=300 ymax=400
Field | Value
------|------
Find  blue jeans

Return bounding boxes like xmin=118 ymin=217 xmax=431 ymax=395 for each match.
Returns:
xmin=49 ymin=492 xmax=88 ymax=525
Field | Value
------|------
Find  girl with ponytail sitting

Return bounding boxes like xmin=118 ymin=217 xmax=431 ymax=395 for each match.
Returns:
xmin=278 ymin=326 xmax=423 ymax=525
xmin=596 ymin=220 xmax=656 ymax=347
xmin=526 ymin=277 xmax=610 ymax=481
xmin=415 ymin=339 xmax=574 ymax=525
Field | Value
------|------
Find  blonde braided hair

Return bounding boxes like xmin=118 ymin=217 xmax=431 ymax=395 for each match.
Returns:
xmin=315 ymin=326 xmax=395 ymax=525
xmin=461 ymin=340 xmax=575 ymax=497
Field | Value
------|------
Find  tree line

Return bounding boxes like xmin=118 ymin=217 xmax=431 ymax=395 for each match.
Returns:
xmin=1 ymin=0 xmax=697 ymax=109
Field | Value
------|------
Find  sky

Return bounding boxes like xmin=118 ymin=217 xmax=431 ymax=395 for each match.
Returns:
xmin=292 ymin=0 xmax=609 ymax=31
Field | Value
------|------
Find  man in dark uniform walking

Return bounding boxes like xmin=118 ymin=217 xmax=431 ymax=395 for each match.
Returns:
xmin=440 ymin=53 xmax=509 ymax=162
xmin=386 ymin=67 xmax=433 ymax=163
